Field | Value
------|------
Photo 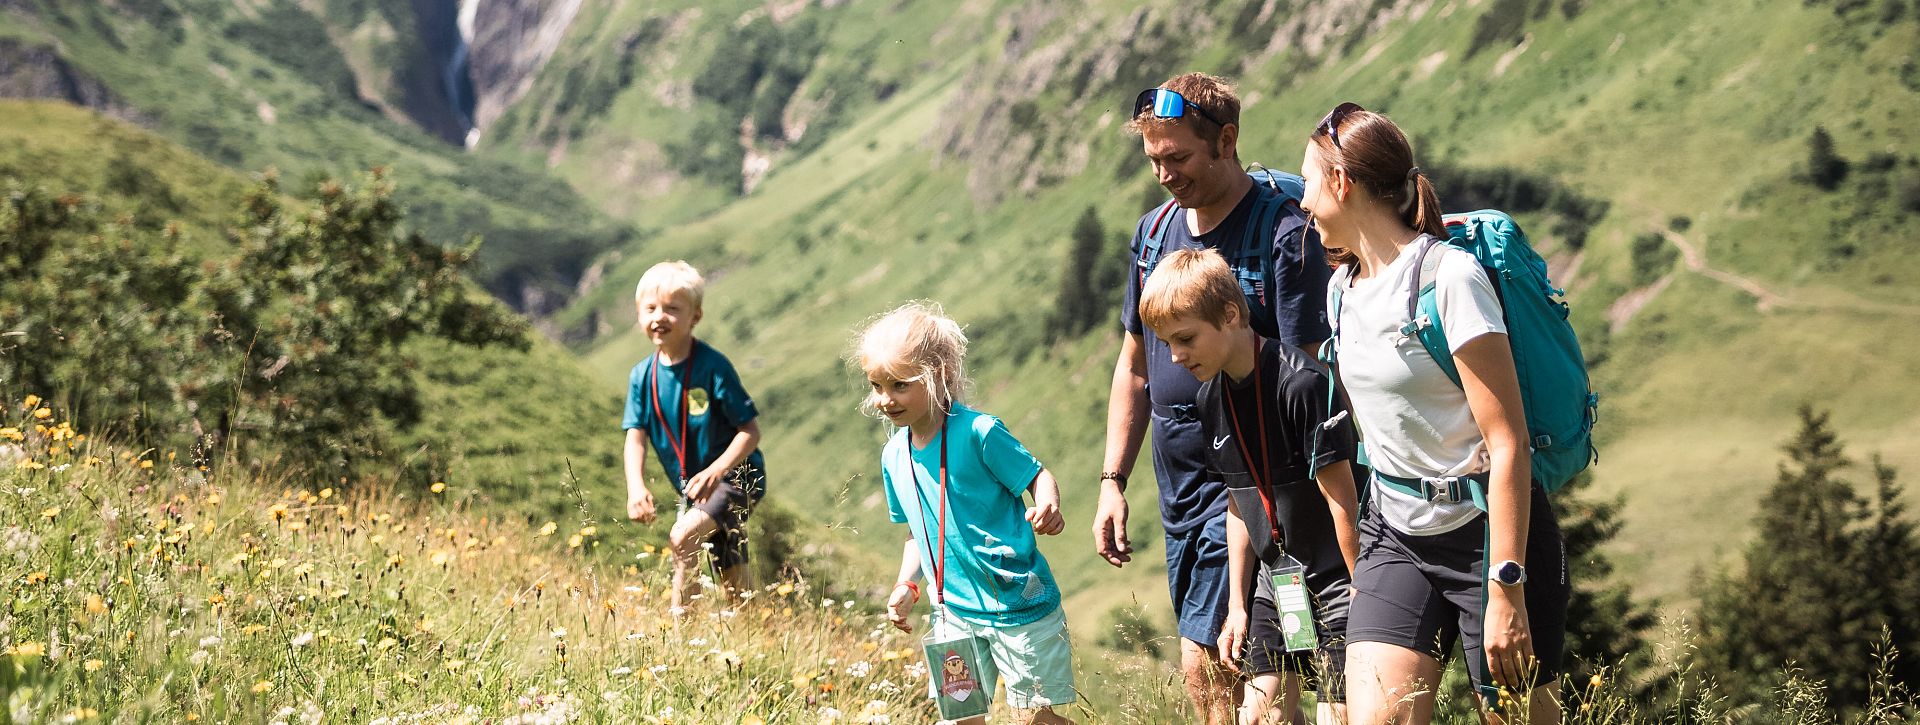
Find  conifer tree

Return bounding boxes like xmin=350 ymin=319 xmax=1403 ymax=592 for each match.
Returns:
xmin=1696 ymin=407 xmax=1920 ymax=713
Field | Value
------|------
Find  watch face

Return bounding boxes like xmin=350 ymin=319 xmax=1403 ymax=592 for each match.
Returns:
xmin=1494 ymin=561 xmax=1523 ymax=585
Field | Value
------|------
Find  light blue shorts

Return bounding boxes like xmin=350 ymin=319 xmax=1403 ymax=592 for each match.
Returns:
xmin=927 ymin=607 xmax=1078 ymax=710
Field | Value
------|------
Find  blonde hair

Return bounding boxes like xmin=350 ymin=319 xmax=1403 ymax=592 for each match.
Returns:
xmin=634 ymin=260 xmax=705 ymax=309
xmin=1139 ymin=248 xmax=1249 ymax=332
xmin=851 ymin=302 xmax=969 ymax=418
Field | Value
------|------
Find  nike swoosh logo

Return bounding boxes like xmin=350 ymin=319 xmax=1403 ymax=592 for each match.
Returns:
xmin=1213 ymin=436 xmax=1230 ymax=449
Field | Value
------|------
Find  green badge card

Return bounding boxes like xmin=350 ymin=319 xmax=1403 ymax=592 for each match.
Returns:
xmin=1270 ymin=563 xmax=1318 ymax=653
xmin=924 ymin=621 xmax=990 ymax=720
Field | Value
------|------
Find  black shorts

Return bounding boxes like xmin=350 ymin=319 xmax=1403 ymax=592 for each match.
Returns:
xmin=1242 ymin=589 xmax=1349 ymax=703
xmin=684 ymin=469 xmax=759 ymax=570
xmin=1345 ymin=484 xmax=1568 ymax=696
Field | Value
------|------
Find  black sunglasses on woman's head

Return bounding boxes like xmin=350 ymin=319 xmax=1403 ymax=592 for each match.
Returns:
xmin=1315 ymin=102 xmax=1365 ymax=150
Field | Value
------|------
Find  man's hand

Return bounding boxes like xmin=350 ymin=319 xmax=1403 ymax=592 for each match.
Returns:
xmin=1092 ymin=482 xmax=1133 ymax=567
xmin=684 ymin=467 xmax=724 ymax=504
xmin=886 ymin=583 xmax=919 ymax=633
xmin=1483 ymin=583 xmax=1536 ymax=691
xmin=1026 ymin=501 xmax=1065 ymax=536
xmin=1215 ymin=607 xmax=1247 ymax=674
xmin=627 ymin=489 xmax=657 ymax=524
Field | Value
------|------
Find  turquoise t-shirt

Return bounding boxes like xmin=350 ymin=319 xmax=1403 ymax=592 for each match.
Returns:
xmin=882 ymin=404 xmax=1058 ymax=627
xmin=621 ymin=339 xmax=766 ymax=498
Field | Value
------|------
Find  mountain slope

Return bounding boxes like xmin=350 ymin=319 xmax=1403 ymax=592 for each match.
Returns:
xmin=534 ymin=0 xmax=1920 ymax=613
xmin=0 ymin=0 xmax=629 ymax=316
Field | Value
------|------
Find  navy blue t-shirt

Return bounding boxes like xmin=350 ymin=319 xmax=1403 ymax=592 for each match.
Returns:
xmin=622 ymin=339 xmax=767 ymax=498
xmin=1120 ymin=182 xmax=1332 ymax=534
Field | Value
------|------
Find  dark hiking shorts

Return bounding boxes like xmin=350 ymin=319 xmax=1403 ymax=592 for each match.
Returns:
xmin=1243 ymin=589 xmax=1350 ymax=703
xmin=1345 ymin=484 xmax=1569 ymax=696
xmin=684 ymin=469 xmax=759 ymax=570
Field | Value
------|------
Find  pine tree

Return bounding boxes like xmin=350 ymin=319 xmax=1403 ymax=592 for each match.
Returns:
xmin=1805 ymin=126 xmax=1851 ymax=191
xmin=1557 ymin=472 xmax=1657 ymax=692
xmin=1696 ymin=407 xmax=1920 ymax=713
xmin=1048 ymin=205 xmax=1124 ymax=341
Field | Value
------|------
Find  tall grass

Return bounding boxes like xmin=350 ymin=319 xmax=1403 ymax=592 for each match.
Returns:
xmin=4 ymin=391 xmax=1914 ymax=723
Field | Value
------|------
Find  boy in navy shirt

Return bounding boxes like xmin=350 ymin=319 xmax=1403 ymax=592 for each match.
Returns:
xmin=622 ymin=261 xmax=767 ymax=611
xmin=1141 ymin=248 xmax=1360 ymax=725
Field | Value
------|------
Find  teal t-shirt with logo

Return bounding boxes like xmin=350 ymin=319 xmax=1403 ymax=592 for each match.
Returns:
xmin=882 ymin=404 xmax=1058 ymax=627
xmin=622 ymin=339 xmax=766 ymax=497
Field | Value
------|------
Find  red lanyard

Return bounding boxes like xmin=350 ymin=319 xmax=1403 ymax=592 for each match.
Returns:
xmin=1222 ymin=338 xmax=1282 ymax=542
xmin=648 ymin=347 xmax=693 ymax=483
xmin=908 ymin=417 xmax=951 ymax=605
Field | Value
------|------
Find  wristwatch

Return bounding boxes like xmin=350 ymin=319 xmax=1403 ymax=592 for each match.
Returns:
xmin=1491 ymin=560 xmax=1528 ymax=587
xmin=1100 ymin=471 xmax=1128 ymax=490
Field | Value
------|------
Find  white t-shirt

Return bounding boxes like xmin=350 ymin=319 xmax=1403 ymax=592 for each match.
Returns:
xmin=1331 ymin=237 xmax=1506 ymax=535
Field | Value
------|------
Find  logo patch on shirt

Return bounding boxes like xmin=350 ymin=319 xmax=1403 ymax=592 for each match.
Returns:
xmin=688 ymin=388 xmax=711 ymax=417
xmin=1213 ymin=435 xmax=1230 ymax=450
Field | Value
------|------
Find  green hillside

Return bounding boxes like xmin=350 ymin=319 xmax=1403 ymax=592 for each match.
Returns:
xmin=526 ymin=0 xmax=1920 ymax=620
xmin=0 ymin=99 xmax=623 ymax=527
xmin=1 ymin=0 xmax=629 ymax=311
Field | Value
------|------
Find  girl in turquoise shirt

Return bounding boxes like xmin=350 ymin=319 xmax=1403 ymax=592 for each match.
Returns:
xmin=853 ymin=302 xmax=1078 ymax=724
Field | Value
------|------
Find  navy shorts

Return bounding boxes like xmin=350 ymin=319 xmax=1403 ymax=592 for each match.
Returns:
xmin=1166 ymin=513 xmax=1232 ymax=645
xmin=1345 ymin=484 xmax=1569 ymax=695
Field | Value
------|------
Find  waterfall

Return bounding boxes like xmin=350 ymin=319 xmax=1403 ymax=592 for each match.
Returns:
xmin=447 ymin=0 xmax=480 ymax=148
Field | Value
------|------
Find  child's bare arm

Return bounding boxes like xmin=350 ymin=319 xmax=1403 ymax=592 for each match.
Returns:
xmin=886 ymin=538 xmax=924 ymax=632
xmin=1218 ymin=498 xmax=1253 ymax=672
xmin=685 ymin=420 xmax=762 ymax=502
xmin=1314 ymin=460 xmax=1361 ymax=577
xmin=1023 ymin=469 xmax=1065 ymax=536
xmin=624 ymin=429 xmax=656 ymax=523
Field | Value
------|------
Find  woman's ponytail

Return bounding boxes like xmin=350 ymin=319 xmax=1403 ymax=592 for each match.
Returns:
xmin=1406 ymin=169 xmax=1446 ymax=240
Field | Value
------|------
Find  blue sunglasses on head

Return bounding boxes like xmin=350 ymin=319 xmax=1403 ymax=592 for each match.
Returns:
xmin=1132 ymin=88 xmax=1228 ymax=128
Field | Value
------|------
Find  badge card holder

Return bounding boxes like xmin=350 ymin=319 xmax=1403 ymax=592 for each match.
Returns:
xmin=922 ymin=609 xmax=992 ymax=720
xmin=1269 ymin=559 xmax=1319 ymax=653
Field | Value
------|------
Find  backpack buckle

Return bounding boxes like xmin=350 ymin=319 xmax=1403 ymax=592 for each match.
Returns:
xmin=1420 ymin=476 xmax=1463 ymax=503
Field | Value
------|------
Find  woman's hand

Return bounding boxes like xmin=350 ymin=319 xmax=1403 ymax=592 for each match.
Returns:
xmin=1483 ymin=583 xmax=1535 ymax=691
xmin=626 ymin=489 xmax=657 ymax=524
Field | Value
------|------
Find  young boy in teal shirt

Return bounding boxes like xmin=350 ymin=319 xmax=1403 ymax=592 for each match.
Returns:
xmin=622 ymin=261 xmax=767 ymax=612
xmin=853 ymin=302 xmax=1078 ymax=725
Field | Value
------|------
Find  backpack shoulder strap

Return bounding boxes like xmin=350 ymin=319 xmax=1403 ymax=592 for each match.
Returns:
xmin=1135 ymin=199 xmax=1182 ymax=285
xmin=1402 ymin=236 xmax=1461 ymax=387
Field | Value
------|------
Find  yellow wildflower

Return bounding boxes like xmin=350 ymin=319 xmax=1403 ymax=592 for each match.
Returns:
xmin=86 ymin=594 xmax=108 ymax=615
xmin=243 ymin=624 xmax=267 ymax=635
xmin=375 ymin=637 xmax=399 ymax=650
xmin=250 ymin=680 xmax=273 ymax=693
xmin=40 ymin=507 xmax=59 ymax=520
xmin=539 ymin=521 xmax=558 ymax=537
xmin=568 ymin=534 xmax=584 ymax=549
xmin=7 ymin=641 xmax=46 ymax=657
xmin=33 ymin=407 xmax=51 ymax=419
xmin=84 ymin=659 xmax=104 ymax=672
xmin=23 ymin=394 xmax=40 ymax=409
xmin=138 ymin=459 xmax=153 ymax=470
xmin=430 ymin=481 xmax=447 ymax=494
xmin=579 ymin=526 xmax=598 ymax=537
xmin=25 ymin=571 xmax=48 ymax=585
xmin=431 ymin=551 xmax=451 ymax=567
xmin=0 ymin=427 xmax=21 ymax=442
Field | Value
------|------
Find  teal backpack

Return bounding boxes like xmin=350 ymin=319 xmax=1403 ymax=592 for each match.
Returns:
xmin=1325 ymin=210 xmax=1599 ymax=510
xmin=1135 ymin=165 xmax=1306 ymax=335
